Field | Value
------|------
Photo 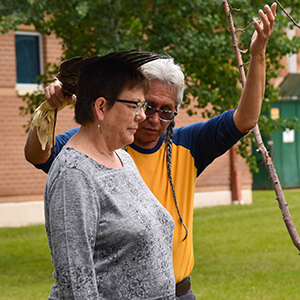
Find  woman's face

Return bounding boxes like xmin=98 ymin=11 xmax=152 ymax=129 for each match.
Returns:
xmin=102 ymin=87 xmax=146 ymax=149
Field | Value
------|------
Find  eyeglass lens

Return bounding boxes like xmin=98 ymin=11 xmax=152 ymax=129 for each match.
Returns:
xmin=135 ymin=101 xmax=147 ymax=114
xmin=145 ymin=106 xmax=175 ymax=121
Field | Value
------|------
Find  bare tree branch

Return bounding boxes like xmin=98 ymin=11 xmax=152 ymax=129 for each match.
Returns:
xmin=222 ymin=0 xmax=300 ymax=253
xmin=275 ymin=0 xmax=300 ymax=29
xmin=235 ymin=20 xmax=257 ymax=33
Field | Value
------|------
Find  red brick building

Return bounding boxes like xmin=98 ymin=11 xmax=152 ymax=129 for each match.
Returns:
xmin=0 ymin=25 xmax=254 ymax=226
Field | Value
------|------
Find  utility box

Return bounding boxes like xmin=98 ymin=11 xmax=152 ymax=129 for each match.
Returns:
xmin=253 ymin=73 xmax=300 ymax=189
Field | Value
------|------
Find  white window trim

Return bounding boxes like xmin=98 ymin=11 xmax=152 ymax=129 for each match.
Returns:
xmin=15 ymin=31 xmax=44 ymax=95
xmin=286 ymin=26 xmax=297 ymax=73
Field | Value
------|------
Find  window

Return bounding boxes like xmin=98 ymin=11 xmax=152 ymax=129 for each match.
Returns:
xmin=15 ymin=31 xmax=43 ymax=91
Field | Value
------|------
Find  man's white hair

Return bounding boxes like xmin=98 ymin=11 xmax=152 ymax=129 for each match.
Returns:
xmin=141 ymin=58 xmax=188 ymax=240
xmin=140 ymin=58 xmax=185 ymax=106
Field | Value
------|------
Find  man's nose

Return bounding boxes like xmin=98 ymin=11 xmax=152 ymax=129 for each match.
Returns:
xmin=146 ymin=111 xmax=160 ymax=123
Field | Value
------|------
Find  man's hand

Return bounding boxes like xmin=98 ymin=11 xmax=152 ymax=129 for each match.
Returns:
xmin=233 ymin=3 xmax=276 ymax=133
xmin=250 ymin=3 xmax=277 ymax=55
xmin=45 ymin=79 xmax=77 ymax=109
xmin=24 ymin=79 xmax=77 ymax=165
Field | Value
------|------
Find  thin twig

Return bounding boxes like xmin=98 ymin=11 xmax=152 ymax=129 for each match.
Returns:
xmin=223 ymin=0 xmax=300 ymax=252
xmin=275 ymin=0 xmax=300 ymax=29
xmin=239 ymin=49 xmax=248 ymax=54
xmin=228 ymin=2 xmax=240 ymax=12
xmin=235 ymin=21 xmax=256 ymax=33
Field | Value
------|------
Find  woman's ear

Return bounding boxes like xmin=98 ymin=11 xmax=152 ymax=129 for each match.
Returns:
xmin=94 ymin=97 xmax=106 ymax=121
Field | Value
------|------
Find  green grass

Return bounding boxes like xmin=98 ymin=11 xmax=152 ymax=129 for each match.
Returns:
xmin=0 ymin=225 xmax=54 ymax=300
xmin=191 ymin=189 xmax=300 ymax=299
xmin=0 ymin=190 xmax=299 ymax=299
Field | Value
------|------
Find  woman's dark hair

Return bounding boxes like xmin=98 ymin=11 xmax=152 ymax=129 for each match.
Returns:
xmin=56 ymin=50 xmax=172 ymax=125
xmin=75 ymin=58 xmax=150 ymax=125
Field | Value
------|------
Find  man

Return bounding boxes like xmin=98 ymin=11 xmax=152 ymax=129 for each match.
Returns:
xmin=24 ymin=4 xmax=276 ymax=299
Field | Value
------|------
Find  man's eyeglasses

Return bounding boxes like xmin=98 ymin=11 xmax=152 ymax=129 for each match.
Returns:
xmin=145 ymin=105 xmax=177 ymax=122
xmin=112 ymin=99 xmax=147 ymax=115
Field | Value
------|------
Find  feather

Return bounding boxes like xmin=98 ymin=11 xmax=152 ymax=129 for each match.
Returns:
xmin=56 ymin=49 xmax=172 ymax=96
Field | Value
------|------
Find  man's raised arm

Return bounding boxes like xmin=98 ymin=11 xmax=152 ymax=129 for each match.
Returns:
xmin=233 ymin=3 xmax=276 ymax=133
xmin=24 ymin=126 xmax=52 ymax=164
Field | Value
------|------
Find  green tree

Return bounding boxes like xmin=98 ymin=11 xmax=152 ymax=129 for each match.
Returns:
xmin=1 ymin=0 xmax=300 ymax=171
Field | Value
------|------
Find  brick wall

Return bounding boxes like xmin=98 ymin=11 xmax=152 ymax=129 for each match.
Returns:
xmin=0 ymin=30 xmax=77 ymax=203
xmin=0 ymin=29 xmax=252 ymax=204
xmin=175 ymin=102 xmax=252 ymax=193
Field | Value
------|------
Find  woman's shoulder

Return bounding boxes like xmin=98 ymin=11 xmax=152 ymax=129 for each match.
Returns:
xmin=115 ymin=148 xmax=135 ymax=166
xmin=48 ymin=147 xmax=91 ymax=176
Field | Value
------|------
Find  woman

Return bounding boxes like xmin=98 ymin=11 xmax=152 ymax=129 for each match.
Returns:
xmin=44 ymin=50 xmax=176 ymax=299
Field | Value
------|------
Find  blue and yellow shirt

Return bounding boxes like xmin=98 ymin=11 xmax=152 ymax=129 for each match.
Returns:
xmin=36 ymin=109 xmax=245 ymax=283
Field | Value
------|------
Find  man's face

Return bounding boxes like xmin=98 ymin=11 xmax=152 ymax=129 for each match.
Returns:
xmin=133 ymin=80 xmax=178 ymax=149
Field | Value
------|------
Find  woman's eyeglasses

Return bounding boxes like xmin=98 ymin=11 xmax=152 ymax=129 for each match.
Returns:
xmin=145 ymin=105 xmax=177 ymax=122
xmin=105 ymin=98 xmax=177 ymax=121
xmin=114 ymin=99 xmax=147 ymax=115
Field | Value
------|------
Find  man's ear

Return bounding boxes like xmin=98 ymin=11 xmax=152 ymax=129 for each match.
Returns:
xmin=94 ymin=97 xmax=106 ymax=121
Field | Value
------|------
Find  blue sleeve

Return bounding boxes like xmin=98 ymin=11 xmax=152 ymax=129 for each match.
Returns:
xmin=173 ymin=110 xmax=246 ymax=177
xmin=34 ymin=127 xmax=80 ymax=174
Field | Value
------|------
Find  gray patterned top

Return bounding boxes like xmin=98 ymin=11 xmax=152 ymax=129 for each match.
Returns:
xmin=44 ymin=147 xmax=176 ymax=300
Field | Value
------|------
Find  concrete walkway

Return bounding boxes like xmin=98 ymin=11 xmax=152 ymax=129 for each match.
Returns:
xmin=0 ymin=190 xmax=252 ymax=227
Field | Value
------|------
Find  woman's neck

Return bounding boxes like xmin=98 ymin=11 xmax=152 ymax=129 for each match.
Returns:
xmin=66 ymin=126 xmax=123 ymax=169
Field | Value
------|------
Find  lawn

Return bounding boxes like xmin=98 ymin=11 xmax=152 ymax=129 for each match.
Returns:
xmin=191 ymin=189 xmax=300 ymax=299
xmin=0 ymin=189 xmax=299 ymax=299
xmin=0 ymin=225 xmax=54 ymax=300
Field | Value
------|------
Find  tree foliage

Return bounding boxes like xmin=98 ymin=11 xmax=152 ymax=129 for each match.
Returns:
xmin=1 ymin=0 xmax=300 ymax=171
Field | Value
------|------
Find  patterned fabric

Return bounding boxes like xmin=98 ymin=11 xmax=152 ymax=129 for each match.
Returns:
xmin=38 ymin=109 xmax=245 ymax=284
xmin=44 ymin=147 xmax=176 ymax=299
